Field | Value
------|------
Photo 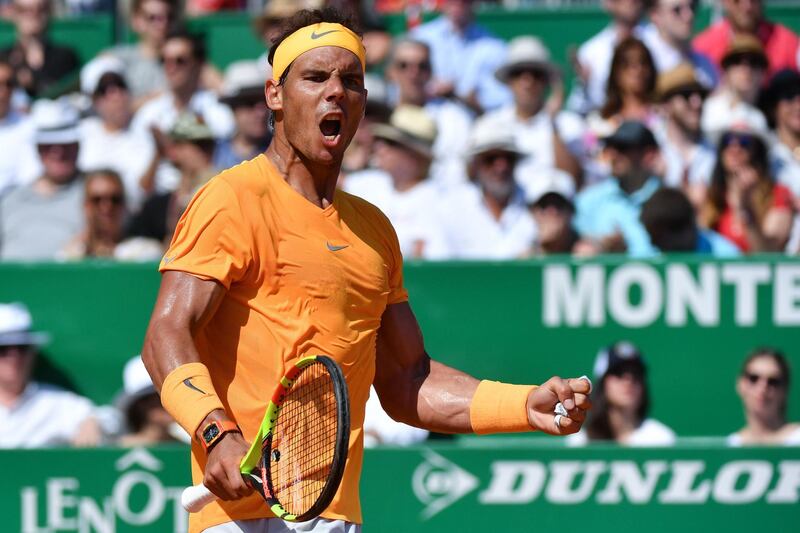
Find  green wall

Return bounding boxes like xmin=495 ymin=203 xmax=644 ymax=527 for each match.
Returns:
xmin=1 ymin=257 xmax=798 ymax=438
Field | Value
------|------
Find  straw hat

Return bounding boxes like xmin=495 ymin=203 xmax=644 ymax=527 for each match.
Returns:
xmin=372 ymin=105 xmax=437 ymax=158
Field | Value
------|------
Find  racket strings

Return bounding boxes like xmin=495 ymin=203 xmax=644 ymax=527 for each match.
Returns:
xmin=267 ymin=362 xmax=338 ymax=516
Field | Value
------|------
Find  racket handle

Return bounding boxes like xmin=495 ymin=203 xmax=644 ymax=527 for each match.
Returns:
xmin=181 ymin=483 xmax=217 ymax=512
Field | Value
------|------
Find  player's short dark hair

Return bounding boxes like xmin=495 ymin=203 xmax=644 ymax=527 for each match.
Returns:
xmin=640 ymin=188 xmax=698 ymax=252
xmin=164 ymin=27 xmax=206 ymax=64
xmin=267 ymin=7 xmax=362 ymax=86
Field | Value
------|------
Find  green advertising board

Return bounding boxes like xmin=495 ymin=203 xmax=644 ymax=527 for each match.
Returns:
xmin=0 ymin=257 xmax=798 ymax=438
xmin=4 ymin=444 xmax=798 ymax=532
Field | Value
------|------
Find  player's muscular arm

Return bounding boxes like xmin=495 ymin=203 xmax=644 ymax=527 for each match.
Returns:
xmin=374 ymin=302 xmax=479 ymax=433
xmin=142 ymin=271 xmax=252 ymax=500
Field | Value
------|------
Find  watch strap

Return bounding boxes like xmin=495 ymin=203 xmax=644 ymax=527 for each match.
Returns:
xmin=200 ymin=420 xmax=241 ymax=453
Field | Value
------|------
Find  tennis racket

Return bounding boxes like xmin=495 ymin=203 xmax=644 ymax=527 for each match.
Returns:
xmin=181 ymin=355 xmax=350 ymax=522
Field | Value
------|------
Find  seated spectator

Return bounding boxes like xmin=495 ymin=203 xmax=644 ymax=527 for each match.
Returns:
xmin=126 ymin=113 xmax=218 ymax=245
xmin=701 ymin=35 xmax=769 ymax=141
xmin=0 ymin=60 xmax=38 ymax=196
xmin=0 ymin=303 xmax=101 ymax=448
xmin=342 ymin=73 xmax=391 ymax=174
xmin=343 ymin=105 xmax=448 ymax=260
xmin=760 ymin=69 xmax=800 ymax=203
xmin=0 ymin=0 xmax=80 ymax=98
xmin=568 ymin=0 xmax=650 ymax=116
xmin=476 ymin=36 xmax=584 ymax=190
xmin=575 ymin=121 xmax=662 ymax=257
xmin=116 ymin=355 xmax=183 ymax=446
xmin=699 ymin=128 xmax=794 ymax=253
xmin=653 ymin=63 xmax=715 ymax=201
xmin=410 ymin=0 xmax=511 ymax=113
xmin=385 ymin=38 xmax=473 ymax=189
xmin=729 ymin=348 xmax=800 ymax=446
xmin=104 ymin=0 xmax=176 ymax=106
xmin=584 ymin=37 xmax=658 ymax=183
xmin=642 ymin=0 xmax=717 ymax=87
xmin=693 ymin=0 xmax=800 ymax=79
xmin=568 ymin=341 xmax=676 ymax=447
xmin=0 ymin=99 xmax=83 ymax=260
xmin=438 ymin=128 xmax=535 ymax=259
xmin=641 ymin=187 xmax=740 ymax=256
xmin=214 ymin=61 xmax=270 ymax=171
xmin=78 ymin=56 xmax=156 ymax=211
xmin=524 ymin=170 xmax=593 ymax=256
xmin=364 ymin=386 xmax=428 ymax=448
xmin=59 ymin=170 xmax=126 ymax=260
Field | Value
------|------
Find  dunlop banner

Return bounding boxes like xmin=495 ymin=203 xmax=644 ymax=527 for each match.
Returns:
xmin=3 ymin=444 xmax=798 ymax=532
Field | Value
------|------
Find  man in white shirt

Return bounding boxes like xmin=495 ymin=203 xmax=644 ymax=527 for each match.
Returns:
xmin=0 ymin=60 xmax=38 ymax=197
xmin=78 ymin=56 xmax=156 ymax=212
xmin=642 ymin=0 xmax=718 ymax=88
xmin=343 ymin=105 xmax=449 ymax=260
xmin=476 ymin=36 xmax=585 ymax=193
xmin=568 ymin=0 xmax=651 ymax=115
xmin=653 ymin=63 xmax=715 ymax=194
xmin=439 ymin=128 xmax=536 ymax=259
xmin=0 ymin=303 xmax=100 ymax=448
xmin=410 ymin=0 xmax=511 ymax=113
xmin=385 ymin=38 xmax=473 ymax=190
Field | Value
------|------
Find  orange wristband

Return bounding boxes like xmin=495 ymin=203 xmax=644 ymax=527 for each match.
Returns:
xmin=160 ymin=363 xmax=225 ymax=436
xmin=469 ymin=380 xmax=538 ymax=435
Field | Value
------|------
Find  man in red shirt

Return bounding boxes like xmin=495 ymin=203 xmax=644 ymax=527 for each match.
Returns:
xmin=693 ymin=0 xmax=800 ymax=78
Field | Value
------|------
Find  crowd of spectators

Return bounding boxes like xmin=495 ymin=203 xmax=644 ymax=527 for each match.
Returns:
xmin=0 ymin=0 xmax=798 ymax=261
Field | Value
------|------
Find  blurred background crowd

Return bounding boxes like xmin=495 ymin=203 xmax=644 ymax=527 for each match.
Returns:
xmin=0 ymin=0 xmax=798 ymax=449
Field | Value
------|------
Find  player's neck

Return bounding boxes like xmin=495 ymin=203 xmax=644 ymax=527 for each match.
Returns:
xmin=266 ymin=141 xmax=340 ymax=209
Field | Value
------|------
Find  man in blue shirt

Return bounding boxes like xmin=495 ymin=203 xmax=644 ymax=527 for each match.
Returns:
xmin=411 ymin=0 xmax=511 ymax=113
xmin=574 ymin=121 xmax=661 ymax=256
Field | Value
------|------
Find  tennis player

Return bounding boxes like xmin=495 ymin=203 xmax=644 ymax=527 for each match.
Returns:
xmin=142 ymin=8 xmax=591 ymax=533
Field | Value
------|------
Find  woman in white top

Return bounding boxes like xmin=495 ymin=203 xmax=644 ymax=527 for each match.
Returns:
xmin=728 ymin=348 xmax=800 ymax=446
xmin=568 ymin=341 xmax=675 ymax=447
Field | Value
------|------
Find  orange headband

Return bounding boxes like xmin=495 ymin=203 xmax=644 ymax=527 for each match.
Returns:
xmin=272 ymin=22 xmax=366 ymax=81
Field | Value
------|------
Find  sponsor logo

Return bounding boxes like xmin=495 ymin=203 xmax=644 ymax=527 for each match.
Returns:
xmin=182 ymin=378 xmax=207 ymax=395
xmin=411 ymin=454 xmax=800 ymax=519
xmin=326 ymin=242 xmax=349 ymax=252
xmin=311 ymin=30 xmax=338 ymax=40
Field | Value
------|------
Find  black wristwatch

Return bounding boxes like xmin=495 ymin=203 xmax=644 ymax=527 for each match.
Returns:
xmin=199 ymin=420 xmax=240 ymax=453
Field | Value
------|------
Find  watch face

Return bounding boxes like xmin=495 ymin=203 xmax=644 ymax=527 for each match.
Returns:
xmin=203 ymin=424 xmax=220 ymax=443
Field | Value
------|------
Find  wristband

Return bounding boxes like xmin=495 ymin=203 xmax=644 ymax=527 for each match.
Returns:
xmin=469 ymin=380 xmax=537 ymax=434
xmin=160 ymin=363 xmax=225 ymax=436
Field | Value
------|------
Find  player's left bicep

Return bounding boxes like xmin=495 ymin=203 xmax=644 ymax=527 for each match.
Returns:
xmin=374 ymin=302 xmax=430 ymax=422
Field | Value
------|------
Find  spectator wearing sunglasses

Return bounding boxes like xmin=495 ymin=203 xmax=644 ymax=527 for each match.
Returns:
xmin=642 ymin=0 xmax=717 ymax=88
xmin=693 ymin=0 xmax=800 ymax=80
xmin=568 ymin=341 xmax=676 ymax=447
xmin=0 ymin=99 xmax=84 ymax=260
xmin=104 ymin=0 xmax=177 ymax=106
xmin=652 ymin=63 xmax=715 ymax=203
xmin=385 ymin=38 xmax=473 ymax=190
xmin=701 ymin=35 xmax=769 ymax=141
xmin=729 ymin=348 xmax=800 ymax=446
xmin=78 ymin=56 xmax=156 ymax=212
xmin=59 ymin=170 xmax=127 ymax=260
xmin=476 ymin=37 xmax=585 ymax=193
xmin=699 ymin=127 xmax=794 ymax=253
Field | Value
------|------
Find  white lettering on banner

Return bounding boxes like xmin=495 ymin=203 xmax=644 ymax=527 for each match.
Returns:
xmin=596 ymin=461 xmax=668 ymax=504
xmin=720 ymin=264 xmax=770 ymax=326
xmin=766 ymin=461 xmax=800 ymax=503
xmin=665 ymin=265 xmax=719 ymax=326
xmin=543 ymin=264 xmax=604 ymax=326
xmin=542 ymin=262 xmax=794 ymax=328
xmin=18 ymin=448 xmax=187 ymax=532
xmin=479 ymin=461 xmax=546 ymax=503
xmin=545 ymin=461 xmax=606 ymax=503
xmin=412 ymin=455 xmax=800 ymax=518
xmin=774 ymin=264 xmax=800 ymax=325
xmin=713 ymin=461 xmax=773 ymax=504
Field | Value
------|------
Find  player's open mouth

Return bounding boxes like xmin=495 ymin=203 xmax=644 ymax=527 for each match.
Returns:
xmin=320 ymin=115 xmax=342 ymax=146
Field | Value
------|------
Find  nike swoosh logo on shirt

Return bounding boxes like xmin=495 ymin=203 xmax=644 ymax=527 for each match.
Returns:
xmin=183 ymin=378 xmax=207 ymax=395
xmin=326 ymin=242 xmax=349 ymax=252
xmin=311 ymin=30 xmax=338 ymax=39
xmin=162 ymin=256 xmax=175 ymax=264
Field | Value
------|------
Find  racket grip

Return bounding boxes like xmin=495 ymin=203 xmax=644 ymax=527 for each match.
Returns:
xmin=181 ymin=483 xmax=217 ymax=512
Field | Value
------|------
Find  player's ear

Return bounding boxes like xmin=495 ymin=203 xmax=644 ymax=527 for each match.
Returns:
xmin=265 ymin=79 xmax=283 ymax=112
